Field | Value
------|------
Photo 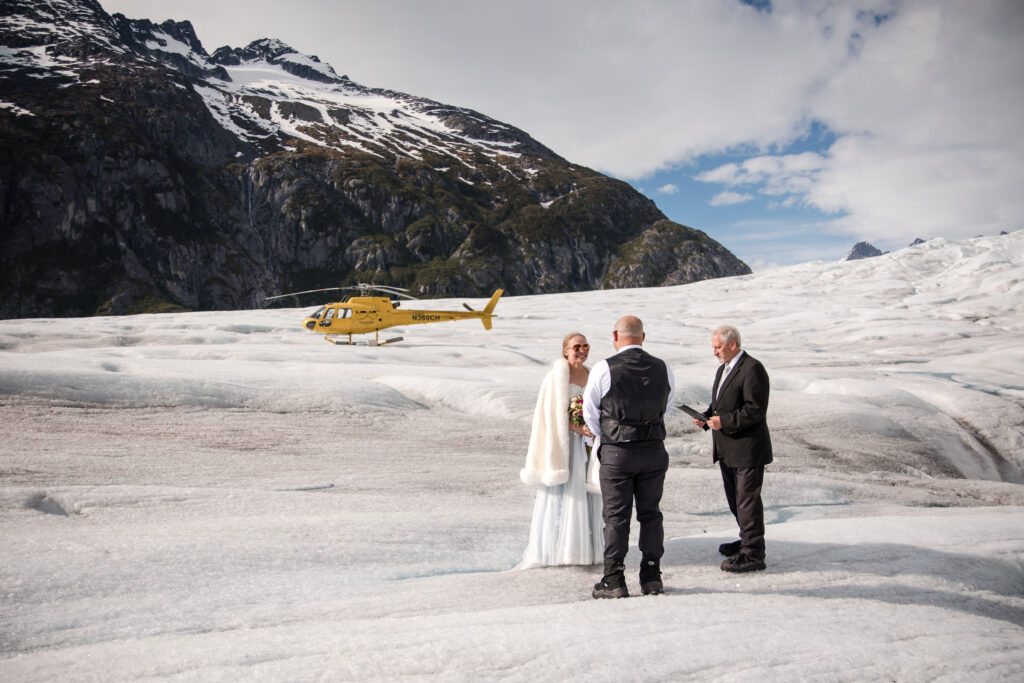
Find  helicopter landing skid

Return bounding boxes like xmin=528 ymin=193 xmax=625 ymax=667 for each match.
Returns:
xmin=326 ymin=336 xmax=404 ymax=346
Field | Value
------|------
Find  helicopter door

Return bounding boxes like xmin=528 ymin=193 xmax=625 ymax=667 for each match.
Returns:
xmin=319 ymin=308 xmax=336 ymax=327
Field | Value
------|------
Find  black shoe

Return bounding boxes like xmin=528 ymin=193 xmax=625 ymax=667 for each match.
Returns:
xmin=720 ymin=553 xmax=766 ymax=573
xmin=593 ymin=561 xmax=628 ymax=599
xmin=592 ymin=577 xmax=629 ymax=599
xmin=718 ymin=540 xmax=742 ymax=556
xmin=639 ymin=558 xmax=663 ymax=595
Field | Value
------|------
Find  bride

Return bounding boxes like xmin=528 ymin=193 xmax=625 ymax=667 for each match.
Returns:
xmin=517 ymin=332 xmax=604 ymax=568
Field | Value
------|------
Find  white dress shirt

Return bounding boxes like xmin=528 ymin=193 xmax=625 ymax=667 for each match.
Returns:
xmin=582 ymin=345 xmax=676 ymax=440
xmin=716 ymin=349 xmax=746 ymax=398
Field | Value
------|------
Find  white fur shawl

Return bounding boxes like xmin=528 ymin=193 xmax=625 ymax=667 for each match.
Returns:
xmin=520 ymin=359 xmax=572 ymax=487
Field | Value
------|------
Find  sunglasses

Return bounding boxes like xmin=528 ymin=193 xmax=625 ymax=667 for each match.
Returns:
xmin=570 ymin=344 xmax=590 ymax=351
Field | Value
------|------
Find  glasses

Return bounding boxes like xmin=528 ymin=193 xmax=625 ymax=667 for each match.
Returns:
xmin=570 ymin=344 xmax=590 ymax=351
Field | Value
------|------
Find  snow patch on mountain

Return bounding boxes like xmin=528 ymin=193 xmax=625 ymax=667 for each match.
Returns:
xmin=0 ymin=0 xmax=548 ymax=164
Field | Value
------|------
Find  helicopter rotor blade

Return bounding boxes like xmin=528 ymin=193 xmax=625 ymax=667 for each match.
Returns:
xmin=352 ymin=282 xmax=409 ymax=292
xmin=346 ymin=283 xmax=417 ymax=300
xmin=266 ymin=284 xmax=419 ymax=301
xmin=265 ymin=287 xmax=348 ymax=301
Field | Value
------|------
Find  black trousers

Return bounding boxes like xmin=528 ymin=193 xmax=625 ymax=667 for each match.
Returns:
xmin=719 ymin=461 xmax=766 ymax=558
xmin=598 ymin=442 xmax=669 ymax=566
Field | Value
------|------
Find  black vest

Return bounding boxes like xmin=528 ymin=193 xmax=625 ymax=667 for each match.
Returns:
xmin=600 ymin=348 xmax=670 ymax=445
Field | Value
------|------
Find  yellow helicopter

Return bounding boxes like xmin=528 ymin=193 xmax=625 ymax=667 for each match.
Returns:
xmin=266 ymin=284 xmax=503 ymax=345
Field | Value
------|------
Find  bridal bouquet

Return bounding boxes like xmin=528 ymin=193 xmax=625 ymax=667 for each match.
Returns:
xmin=568 ymin=394 xmax=585 ymax=427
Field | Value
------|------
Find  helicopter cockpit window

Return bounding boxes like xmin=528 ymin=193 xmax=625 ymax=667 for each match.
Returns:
xmin=319 ymin=308 xmax=336 ymax=327
xmin=308 ymin=307 xmax=325 ymax=320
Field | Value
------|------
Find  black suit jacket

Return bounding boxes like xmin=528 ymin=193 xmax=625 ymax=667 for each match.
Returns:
xmin=704 ymin=352 xmax=773 ymax=468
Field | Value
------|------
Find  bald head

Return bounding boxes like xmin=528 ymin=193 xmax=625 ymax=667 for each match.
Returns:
xmin=613 ymin=315 xmax=645 ymax=349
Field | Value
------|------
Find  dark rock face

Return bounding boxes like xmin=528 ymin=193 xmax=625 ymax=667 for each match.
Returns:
xmin=842 ymin=241 xmax=886 ymax=261
xmin=605 ymin=220 xmax=750 ymax=288
xmin=0 ymin=0 xmax=751 ymax=318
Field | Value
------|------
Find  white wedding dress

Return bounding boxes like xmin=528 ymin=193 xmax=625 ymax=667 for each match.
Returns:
xmin=518 ymin=383 xmax=604 ymax=568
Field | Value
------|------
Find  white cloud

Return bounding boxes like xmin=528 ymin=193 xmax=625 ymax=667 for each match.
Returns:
xmin=697 ymin=152 xmax=825 ymax=196
xmin=695 ymin=163 xmax=742 ymax=186
xmin=799 ymin=1 xmax=1024 ymax=246
xmin=768 ymin=196 xmax=799 ymax=210
xmin=656 ymin=183 xmax=678 ymax=195
xmin=709 ymin=191 xmax=755 ymax=206
xmin=808 ymin=137 xmax=1024 ymax=244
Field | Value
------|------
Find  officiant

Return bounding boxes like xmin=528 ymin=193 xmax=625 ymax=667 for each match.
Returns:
xmin=692 ymin=324 xmax=773 ymax=573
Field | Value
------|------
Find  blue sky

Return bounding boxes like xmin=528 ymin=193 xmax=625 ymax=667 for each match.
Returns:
xmin=627 ymin=122 xmax=851 ymax=269
xmin=102 ymin=0 xmax=1024 ymax=270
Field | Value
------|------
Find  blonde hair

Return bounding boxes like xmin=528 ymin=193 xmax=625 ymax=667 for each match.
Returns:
xmin=562 ymin=332 xmax=587 ymax=358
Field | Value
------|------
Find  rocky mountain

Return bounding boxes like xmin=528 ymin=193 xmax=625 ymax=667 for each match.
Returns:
xmin=0 ymin=0 xmax=750 ymax=318
xmin=843 ymin=238 xmax=949 ymax=262
xmin=842 ymin=241 xmax=887 ymax=261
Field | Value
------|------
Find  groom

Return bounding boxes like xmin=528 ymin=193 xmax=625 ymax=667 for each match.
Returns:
xmin=582 ymin=315 xmax=675 ymax=598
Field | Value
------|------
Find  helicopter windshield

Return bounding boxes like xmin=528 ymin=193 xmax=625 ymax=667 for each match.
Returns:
xmin=307 ymin=307 xmax=325 ymax=319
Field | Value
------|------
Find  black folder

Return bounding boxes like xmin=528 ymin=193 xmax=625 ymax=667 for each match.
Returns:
xmin=678 ymin=404 xmax=710 ymax=430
